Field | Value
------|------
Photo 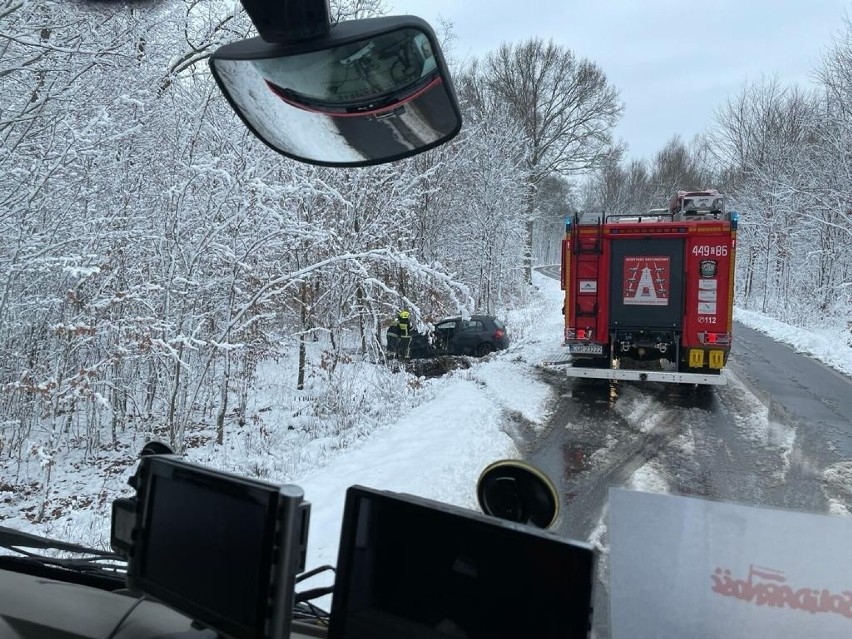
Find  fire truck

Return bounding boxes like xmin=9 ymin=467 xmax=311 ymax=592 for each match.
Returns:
xmin=555 ymin=190 xmax=738 ymax=385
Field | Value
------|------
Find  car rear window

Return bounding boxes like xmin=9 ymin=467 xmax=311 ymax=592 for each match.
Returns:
xmin=493 ymin=319 xmax=505 ymax=330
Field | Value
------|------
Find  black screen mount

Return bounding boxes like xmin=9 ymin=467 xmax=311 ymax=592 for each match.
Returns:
xmin=241 ymin=0 xmax=332 ymax=43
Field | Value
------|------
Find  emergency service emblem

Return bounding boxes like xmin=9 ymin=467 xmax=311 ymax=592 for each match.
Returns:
xmin=700 ymin=260 xmax=718 ymax=278
xmin=623 ymin=256 xmax=670 ymax=306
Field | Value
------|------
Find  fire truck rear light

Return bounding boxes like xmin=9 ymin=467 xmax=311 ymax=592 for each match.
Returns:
xmin=699 ymin=332 xmax=731 ymax=346
xmin=565 ymin=328 xmax=593 ymax=341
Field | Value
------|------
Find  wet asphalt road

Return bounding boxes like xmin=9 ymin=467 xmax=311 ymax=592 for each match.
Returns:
xmin=523 ymin=268 xmax=852 ymax=637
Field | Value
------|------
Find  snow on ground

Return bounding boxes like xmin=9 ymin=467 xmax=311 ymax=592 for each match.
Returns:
xmin=468 ymin=358 xmax=553 ymax=429
xmin=828 ymin=499 xmax=852 ymax=517
xmin=293 ymin=270 xmax=565 ymax=583
xmin=724 ymin=367 xmax=798 ymax=483
xmin=823 ymin=461 xmax=852 ymax=497
xmin=670 ymin=425 xmax=696 ymax=458
xmin=629 ymin=461 xmax=670 ymax=493
xmin=612 ymin=389 xmax=661 ymax=434
xmin=588 ymin=433 xmax=619 ymax=470
xmin=297 ymin=378 xmax=517 ymax=586
xmin=822 ymin=461 xmax=852 ymax=517
xmin=735 ymin=307 xmax=852 ymax=378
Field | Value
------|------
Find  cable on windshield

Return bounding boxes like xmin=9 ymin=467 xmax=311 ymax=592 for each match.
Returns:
xmin=294 ymin=601 xmax=330 ymax=626
xmin=296 ymin=564 xmax=335 ymax=582
xmin=104 ymin=595 xmax=147 ymax=639
xmin=294 ymin=564 xmax=335 ymax=626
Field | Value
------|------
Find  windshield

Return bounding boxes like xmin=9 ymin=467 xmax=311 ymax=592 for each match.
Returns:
xmin=2 ymin=2 xmax=852 ymax=639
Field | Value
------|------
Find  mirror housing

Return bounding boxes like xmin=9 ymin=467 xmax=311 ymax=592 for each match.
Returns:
xmin=477 ymin=460 xmax=560 ymax=529
xmin=209 ymin=16 xmax=462 ymax=167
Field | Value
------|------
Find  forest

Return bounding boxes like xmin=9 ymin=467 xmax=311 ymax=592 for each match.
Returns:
xmin=1 ymin=1 xmax=850 ymax=489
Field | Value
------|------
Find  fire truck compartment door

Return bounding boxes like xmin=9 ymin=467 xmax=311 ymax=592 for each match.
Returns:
xmin=609 ymin=238 xmax=685 ymax=329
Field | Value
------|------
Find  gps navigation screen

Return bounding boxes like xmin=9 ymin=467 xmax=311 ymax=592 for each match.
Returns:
xmin=330 ymin=486 xmax=595 ymax=639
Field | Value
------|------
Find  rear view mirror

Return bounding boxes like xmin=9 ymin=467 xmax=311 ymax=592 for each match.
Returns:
xmin=477 ymin=460 xmax=560 ymax=529
xmin=209 ymin=16 xmax=462 ymax=167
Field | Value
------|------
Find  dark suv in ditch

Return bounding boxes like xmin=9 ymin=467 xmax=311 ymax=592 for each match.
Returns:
xmin=430 ymin=315 xmax=510 ymax=357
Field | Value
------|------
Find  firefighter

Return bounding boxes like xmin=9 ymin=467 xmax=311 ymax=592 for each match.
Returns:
xmin=387 ymin=309 xmax=414 ymax=359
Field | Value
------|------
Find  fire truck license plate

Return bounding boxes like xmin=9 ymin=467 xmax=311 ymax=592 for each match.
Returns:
xmin=569 ymin=344 xmax=603 ymax=355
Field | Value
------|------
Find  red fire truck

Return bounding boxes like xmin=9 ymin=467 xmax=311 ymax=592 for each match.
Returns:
xmin=556 ymin=190 xmax=737 ymax=385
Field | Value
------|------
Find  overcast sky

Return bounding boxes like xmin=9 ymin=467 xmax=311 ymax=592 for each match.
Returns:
xmin=389 ymin=0 xmax=851 ymax=161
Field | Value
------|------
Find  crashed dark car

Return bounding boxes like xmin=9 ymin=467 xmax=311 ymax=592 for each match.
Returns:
xmin=387 ymin=315 xmax=510 ymax=359
xmin=422 ymin=314 xmax=509 ymax=357
xmin=431 ymin=315 xmax=509 ymax=356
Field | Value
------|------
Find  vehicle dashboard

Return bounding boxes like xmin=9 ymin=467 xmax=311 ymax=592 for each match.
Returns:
xmin=0 ymin=567 xmax=327 ymax=639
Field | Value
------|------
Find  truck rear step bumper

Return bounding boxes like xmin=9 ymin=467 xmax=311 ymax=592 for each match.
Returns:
xmin=541 ymin=360 xmax=726 ymax=385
